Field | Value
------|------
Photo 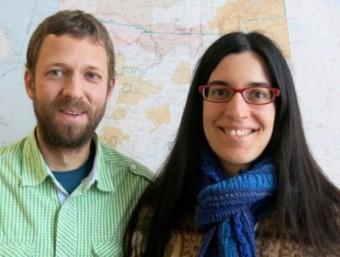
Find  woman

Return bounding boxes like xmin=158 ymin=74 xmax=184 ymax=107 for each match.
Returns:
xmin=124 ymin=32 xmax=340 ymax=257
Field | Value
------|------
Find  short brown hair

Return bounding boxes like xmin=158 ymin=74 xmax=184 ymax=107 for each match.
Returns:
xmin=26 ymin=10 xmax=115 ymax=81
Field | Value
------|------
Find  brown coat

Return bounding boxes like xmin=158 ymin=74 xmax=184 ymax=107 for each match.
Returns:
xmin=133 ymin=210 xmax=340 ymax=257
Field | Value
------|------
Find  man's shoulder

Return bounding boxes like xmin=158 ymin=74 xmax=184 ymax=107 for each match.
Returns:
xmin=98 ymin=141 xmax=154 ymax=182
xmin=0 ymin=137 xmax=27 ymax=158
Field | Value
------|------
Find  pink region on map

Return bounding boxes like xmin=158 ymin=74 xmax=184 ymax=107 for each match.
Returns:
xmin=106 ymin=21 xmax=204 ymax=58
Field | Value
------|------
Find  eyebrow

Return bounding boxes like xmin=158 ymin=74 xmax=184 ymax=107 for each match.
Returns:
xmin=207 ymin=80 xmax=271 ymax=87
xmin=44 ymin=63 xmax=66 ymax=68
xmin=207 ymin=80 xmax=229 ymax=86
xmin=43 ymin=63 xmax=104 ymax=73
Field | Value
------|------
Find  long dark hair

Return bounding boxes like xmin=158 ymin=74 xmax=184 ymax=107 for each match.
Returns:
xmin=124 ymin=32 xmax=340 ymax=257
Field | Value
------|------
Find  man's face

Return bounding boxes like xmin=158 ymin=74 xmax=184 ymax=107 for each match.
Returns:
xmin=25 ymin=34 xmax=113 ymax=149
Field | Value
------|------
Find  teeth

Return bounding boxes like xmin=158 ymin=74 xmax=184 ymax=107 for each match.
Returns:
xmin=225 ymin=129 xmax=252 ymax=136
xmin=63 ymin=111 xmax=81 ymax=116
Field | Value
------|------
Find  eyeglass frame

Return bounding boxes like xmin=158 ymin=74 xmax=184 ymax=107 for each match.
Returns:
xmin=198 ymin=84 xmax=281 ymax=105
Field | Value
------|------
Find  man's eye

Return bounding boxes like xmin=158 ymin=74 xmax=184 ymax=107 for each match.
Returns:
xmin=85 ymin=72 xmax=101 ymax=82
xmin=47 ymin=69 xmax=64 ymax=78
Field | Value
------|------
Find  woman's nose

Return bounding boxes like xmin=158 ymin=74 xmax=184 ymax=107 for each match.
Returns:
xmin=223 ymin=92 xmax=250 ymax=120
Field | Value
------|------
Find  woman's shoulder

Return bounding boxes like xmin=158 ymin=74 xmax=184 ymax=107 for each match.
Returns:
xmin=256 ymin=208 xmax=340 ymax=257
xmin=134 ymin=207 xmax=203 ymax=257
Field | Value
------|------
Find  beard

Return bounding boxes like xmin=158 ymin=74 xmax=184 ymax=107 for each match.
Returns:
xmin=33 ymin=96 xmax=107 ymax=149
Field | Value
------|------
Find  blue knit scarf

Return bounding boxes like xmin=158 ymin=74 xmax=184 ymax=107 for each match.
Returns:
xmin=196 ymin=150 xmax=277 ymax=257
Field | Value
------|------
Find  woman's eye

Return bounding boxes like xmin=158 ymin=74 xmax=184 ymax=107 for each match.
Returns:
xmin=215 ymin=89 xmax=226 ymax=95
xmin=211 ymin=88 xmax=229 ymax=97
xmin=210 ymin=88 xmax=226 ymax=95
xmin=250 ymin=89 xmax=269 ymax=99
xmin=254 ymin=92 xmax=265 ymax=98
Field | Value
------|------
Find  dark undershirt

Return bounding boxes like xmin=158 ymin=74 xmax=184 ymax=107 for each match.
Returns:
xmin=52 ymin=143 xmax=95 ymax=194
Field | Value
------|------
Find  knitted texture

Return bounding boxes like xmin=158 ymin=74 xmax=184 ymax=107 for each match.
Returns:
xmin=196 ymin=150 xmax=277 ymax=257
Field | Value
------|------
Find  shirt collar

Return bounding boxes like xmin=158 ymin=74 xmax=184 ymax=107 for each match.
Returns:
xmin=20 ymin=131 xmax=116 ymax=193
xmin=21 ymin=131 xmax=51 ymax=186
xmin=92 ymin=136 xmax=116 ymax=193
xmin=75 ymin=135 xmax=116 ymax=193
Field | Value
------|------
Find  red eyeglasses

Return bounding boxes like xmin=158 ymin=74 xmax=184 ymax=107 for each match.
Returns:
xmin=198 ymin=84 xmax=280 ymax=105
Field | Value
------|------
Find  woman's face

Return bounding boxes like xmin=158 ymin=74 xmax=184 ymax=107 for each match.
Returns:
xmin=202 ymin=51 xmax=275 ymax=176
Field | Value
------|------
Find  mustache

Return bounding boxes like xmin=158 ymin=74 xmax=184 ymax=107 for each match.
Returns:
xmin=54 ymin=97 xmax=91 ymax=113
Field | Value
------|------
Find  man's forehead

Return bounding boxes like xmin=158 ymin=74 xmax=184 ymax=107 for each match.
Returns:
xmin=36 ymin=34 xmax=108 ymax=68
xmin=40 ymin=34 xmax=103 ymax=49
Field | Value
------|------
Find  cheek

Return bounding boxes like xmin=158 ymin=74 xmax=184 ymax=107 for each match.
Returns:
xmin=202 ymin=103 xmax=215 ymax=133
xmin=268 ymin=107 xmax=276 ymax=129
xmin=260 ymin=106 xmax=276 ymax=136
xmin=202 ymin=103 xmax=223 ymax=141
xmin=202 ymin=102 xmax=223 ymax=123
xmin=92 ymin=93 xmax=109 ymax=107
xmin=34 ymin=82 xmax=59 ymax=100
xmin=86 ymin=85 xmax=109 ymax=104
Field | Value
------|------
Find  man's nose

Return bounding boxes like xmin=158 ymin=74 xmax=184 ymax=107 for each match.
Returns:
xmin=62 ymin=74 xmax=84 ymax=98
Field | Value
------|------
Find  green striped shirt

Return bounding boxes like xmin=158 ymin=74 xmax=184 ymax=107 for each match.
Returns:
xmin=0 ymin=132 xmax=153 ymax=256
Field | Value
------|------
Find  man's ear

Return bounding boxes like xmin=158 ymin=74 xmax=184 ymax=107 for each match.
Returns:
xmin=107 ymin=78 xmax=115 ymax=99
xmin=24 ymin=70 xmax=35 ymax=99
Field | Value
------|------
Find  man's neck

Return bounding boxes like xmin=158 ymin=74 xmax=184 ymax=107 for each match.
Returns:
xmin=35 ymin=130 xmax=92 ymax=172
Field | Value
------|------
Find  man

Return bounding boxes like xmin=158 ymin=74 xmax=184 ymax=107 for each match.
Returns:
xmin=0 ymin=10 xmax=152 ymax=256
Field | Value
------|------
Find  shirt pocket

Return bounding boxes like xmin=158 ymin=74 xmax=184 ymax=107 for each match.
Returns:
xmin=92 ymin=240 xmax=122 ymax=257
xmin=0 ymin=242 xmax=33 ymax=257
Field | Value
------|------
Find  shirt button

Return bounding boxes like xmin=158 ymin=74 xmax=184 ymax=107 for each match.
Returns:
xmin=130 ymin=163 xmax=137 ymax=170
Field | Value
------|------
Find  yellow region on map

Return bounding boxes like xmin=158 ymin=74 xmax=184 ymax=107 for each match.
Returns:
xmin=145 ymin=104 xmax=171 ymax=129
xmin=209 ymin=0 xmax=289 ymax=57
xmin=109 ymin=107 xmax=128 ymax=120
xmin=172 ymin=61 xmax=192 ymax=85
xmin=100 ymin=126 xmax=130 ymax=147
